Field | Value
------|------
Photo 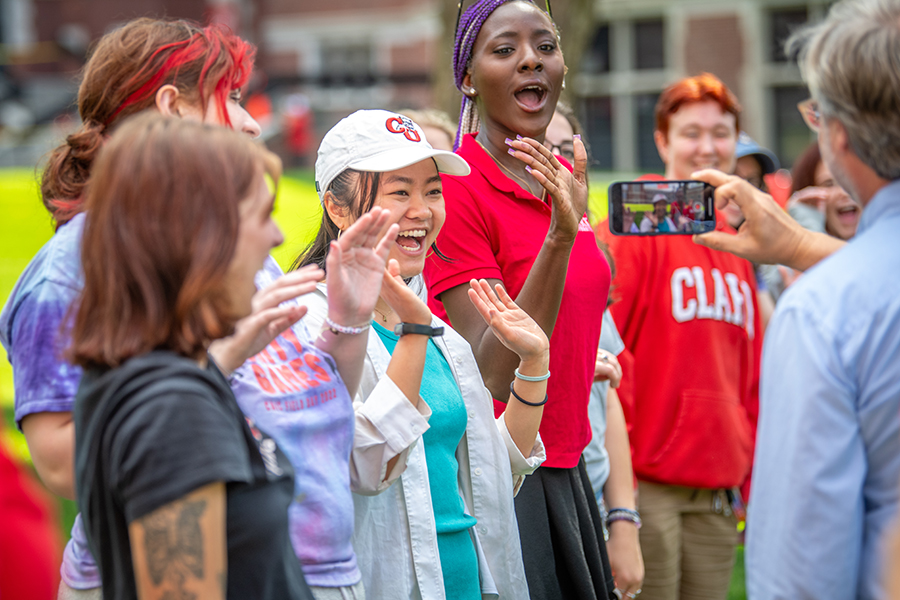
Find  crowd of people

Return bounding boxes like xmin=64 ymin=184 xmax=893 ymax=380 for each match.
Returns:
xmin=1 ymin=0 xmax=898 ymax=599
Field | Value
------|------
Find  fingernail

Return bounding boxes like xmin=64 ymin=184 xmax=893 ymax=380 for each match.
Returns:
xmin=525 ymin=165 xmax=533 ymax=173
xmin=504 ymin=137 xmax=513 ymax=145
xmin=508 ymin=148 xmax=516 ymax=156
xmin=516 ymin=134 xmax=523 ymax=140
xmin=573 ymin=134 xmax=581 ymax=141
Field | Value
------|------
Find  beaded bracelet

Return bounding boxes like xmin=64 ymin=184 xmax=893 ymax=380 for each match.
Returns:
xmin=514 ymin=367 xmax=551 ymax=382
xmin=509 ymin=381 xmax=548 ymax=407
xmin=323 ymin=316 xmax=371 ymax=336
xmin=606 ymin=507 xmax=642 ymax=529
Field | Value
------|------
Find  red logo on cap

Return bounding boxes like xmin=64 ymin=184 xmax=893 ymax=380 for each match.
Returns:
xmin=386 ymin=116 xmax=421 ymax=142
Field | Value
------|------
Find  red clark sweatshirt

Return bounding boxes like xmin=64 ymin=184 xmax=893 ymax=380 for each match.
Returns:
xmin=603 ymin=216 xmax=761 ymax=491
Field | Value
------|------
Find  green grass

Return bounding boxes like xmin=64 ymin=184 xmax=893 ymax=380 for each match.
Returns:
xmin=730 ymin=545 xmax=747 ymax=599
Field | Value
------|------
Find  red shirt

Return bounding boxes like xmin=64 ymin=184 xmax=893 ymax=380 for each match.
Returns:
xmin=0 ymin=439 xmax=62 ymax=599
xmin=424 ymin=134 xmax=610 ymax=469
xmin=604 ymin=215 xmax=761 ymax=489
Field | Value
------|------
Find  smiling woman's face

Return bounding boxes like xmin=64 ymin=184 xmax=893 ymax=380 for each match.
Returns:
xmin=373 ymin=159 xmax=445 ymax=278
xmin=465 ymin=1 xmax=565 ymax=139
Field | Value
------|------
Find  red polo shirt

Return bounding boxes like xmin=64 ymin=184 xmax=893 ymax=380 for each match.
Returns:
xmin=424 ymin=133 xmax=610 ymax=469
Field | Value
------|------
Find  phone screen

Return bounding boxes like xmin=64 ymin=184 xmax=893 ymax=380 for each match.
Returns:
xmin=608 ymin=180 xmax=716 ymax=235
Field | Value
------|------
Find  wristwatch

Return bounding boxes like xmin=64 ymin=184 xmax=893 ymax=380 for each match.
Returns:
xmin=393 ymin=323 xmax=444 ymax=337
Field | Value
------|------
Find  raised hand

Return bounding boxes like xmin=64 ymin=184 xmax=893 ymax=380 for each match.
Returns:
xmin=326 ymin=207 xmax=399 ymax=326
xmin=380 ymin=259 xmax=432 ymax=326
xmin=788 ymin=185 xmax=832 ymax=213
xmin=506 ymin=135 xmax=588 ymax=243
xmin=210 ymin=265 xmax=323 ymax=375
xmin=467 ymin=279 xmax=549 ymax=362
xmin=690 ymin=169 xmax=844 ymax=271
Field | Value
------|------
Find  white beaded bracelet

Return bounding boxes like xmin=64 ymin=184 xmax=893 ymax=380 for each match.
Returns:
xmin=514 ymin=367 xmax=551 ymax=382
xmin=323 ymin=316 xmax=371 ymax=335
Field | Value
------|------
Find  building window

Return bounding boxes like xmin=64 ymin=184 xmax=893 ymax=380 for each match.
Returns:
xmin=773 ymin=85 xmax=814 ymax=168
xmin=582 ymin=24 xmax=610 ymax=74
xmin=634 ymin=19 xmax=665 ymax=70
xmin=636 ymin=93 xmax=664 ymax=172
xmin=320 ymin=42 xmax=373 ymax=87
xmin=769 ymin=7 xmax=808 ymax=63
xmin=582 ymin=96 xmax=613 ymax=170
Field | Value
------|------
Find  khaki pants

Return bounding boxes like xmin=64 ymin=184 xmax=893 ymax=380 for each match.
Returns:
xmin=636 ymin=481 xmax=737 ymax=600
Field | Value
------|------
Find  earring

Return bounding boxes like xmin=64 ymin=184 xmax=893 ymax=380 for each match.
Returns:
xmin=562 ymin=79 xmax=566 ymax=90
xmin=466 ymin=87 xmax=478 ymax=97
xmin=337 ymin=228 xmax=343 ymax=240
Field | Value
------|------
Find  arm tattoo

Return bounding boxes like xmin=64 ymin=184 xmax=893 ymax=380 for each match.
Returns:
xmin=139 ymin=498 xmax=207 ymax=600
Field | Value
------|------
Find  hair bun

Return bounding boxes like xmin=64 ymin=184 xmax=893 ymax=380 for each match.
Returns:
xmin=65 ymin=120 xmax=105 ymax=160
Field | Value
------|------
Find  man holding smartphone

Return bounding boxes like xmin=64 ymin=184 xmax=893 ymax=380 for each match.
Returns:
xmin=692 ymin=1 xmax=900 ymax=597
xmin=602 ymin=73 xmax=760 ymax=600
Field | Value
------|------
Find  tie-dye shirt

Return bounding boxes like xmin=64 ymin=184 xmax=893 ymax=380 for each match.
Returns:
xmin=0 ymin=212 xmax=101 ymax=589
xmin=1 ymin=213 xmax=85 ymax=425
xmin=230 ymin=257 xmax=360 ymax=588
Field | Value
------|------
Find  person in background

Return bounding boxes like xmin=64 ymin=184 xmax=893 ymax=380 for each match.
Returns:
xmin=398 ymin=108 xmax=457 ymax=152
xmin=692 ymin=1 xmax=900 ymax=596
xmin=639 ymin=195 xmax=676 ymax=233
xmin=604 ymin=73 xmax=760 ymax=600
xmin=426 ymin=1 xmax=617 ymax=597
xmin=760 ymin=142 xmax=862 ymax=302
xmin=0 ymin=19 xmax=264 ymax=599
xmin=732 ymin=132 xmax=779 ymax=329
xmin=545 ymin=104 xmax=644 ymax=599
xmin=787 ymin=142 xmax=861 ymax=240
xmin=71 ymin=113 xmax=313 ymax=600
xmin=734 ymin=132 xmax=779 ymax=194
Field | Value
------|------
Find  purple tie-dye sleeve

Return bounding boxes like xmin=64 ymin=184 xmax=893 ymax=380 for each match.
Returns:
xmin=8 ymin=278 xmax=83 ymax=425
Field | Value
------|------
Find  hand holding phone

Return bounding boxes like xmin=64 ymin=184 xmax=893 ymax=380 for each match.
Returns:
xmin=609 ymin=180 xmax=716 ymax=235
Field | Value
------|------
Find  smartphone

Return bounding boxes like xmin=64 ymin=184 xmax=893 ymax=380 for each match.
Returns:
xmin=608 ymin=180 xmax=716 ymax=235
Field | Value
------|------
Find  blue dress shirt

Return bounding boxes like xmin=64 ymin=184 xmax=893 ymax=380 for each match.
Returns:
xmin=746 ymin=179 xmax=900 ymax=600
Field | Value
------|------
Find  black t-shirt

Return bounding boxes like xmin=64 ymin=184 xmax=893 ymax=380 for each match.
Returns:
xmin=74 ymin=351 xmax=312 ymax=600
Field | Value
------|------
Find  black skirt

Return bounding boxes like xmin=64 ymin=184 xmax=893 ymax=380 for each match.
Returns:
xmin=514 ymin=458 xmax=616 ymax=600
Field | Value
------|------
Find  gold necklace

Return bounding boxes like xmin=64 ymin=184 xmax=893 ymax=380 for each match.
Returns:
xmin=373 ymin=305 xmax=393 ymax=323
xmin=477 ymin=139 xmax=545 ymax=200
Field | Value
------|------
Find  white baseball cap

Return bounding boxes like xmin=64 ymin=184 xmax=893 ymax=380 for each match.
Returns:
xmin=315 ymin=109 xmax=471 ymax=202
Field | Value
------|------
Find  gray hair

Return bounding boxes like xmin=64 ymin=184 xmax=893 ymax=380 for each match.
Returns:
xmin=787 ymin=0 xmax=900 ymax=180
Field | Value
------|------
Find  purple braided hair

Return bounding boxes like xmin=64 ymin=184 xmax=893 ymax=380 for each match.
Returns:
xmin=451 ymin=0 xmax=528 ymax=150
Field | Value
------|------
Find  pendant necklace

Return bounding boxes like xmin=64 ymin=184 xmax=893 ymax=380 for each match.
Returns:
xmin=477 ymin=139 xmax=546 ymax=202
xmin=373 ymin=305 xmax=393 ymax=324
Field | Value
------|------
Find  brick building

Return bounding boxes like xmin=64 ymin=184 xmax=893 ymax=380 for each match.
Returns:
xmin=577 ymin=0 xmax=829 ymax=172
xmin=0 ymin=0 xmax=825 ymax=169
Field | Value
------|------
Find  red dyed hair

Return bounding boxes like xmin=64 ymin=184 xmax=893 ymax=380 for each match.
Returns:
xmin=41 ymin=18 xmax=255 ymax=227
xmin=69 ymin=113 xmax=281 ymax=369
xmin=654 ymin=73 xmax=741 ymax=140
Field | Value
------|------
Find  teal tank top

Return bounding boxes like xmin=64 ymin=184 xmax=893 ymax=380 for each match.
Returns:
xmin=373 ymin=322 xmax=480 ymax=599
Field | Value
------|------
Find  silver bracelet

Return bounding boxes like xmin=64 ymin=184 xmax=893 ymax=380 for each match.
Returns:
xmin=514 ymin=367 xmax=551 ymax=382
xmin=323 ymin=316 xmax=371 ymax=335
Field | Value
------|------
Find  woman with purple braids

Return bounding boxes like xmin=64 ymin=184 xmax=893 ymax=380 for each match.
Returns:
xmin=423 ymin=1 xmax=618 ymax=599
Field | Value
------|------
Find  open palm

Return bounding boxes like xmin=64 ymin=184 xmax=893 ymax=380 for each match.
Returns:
xmin=326 ymin=207 xmax=399 ymax=325
xmin=508 ymin=136 xmax=589 ymax=242
xmin=467 ymin=279 xmax=549 ymax=361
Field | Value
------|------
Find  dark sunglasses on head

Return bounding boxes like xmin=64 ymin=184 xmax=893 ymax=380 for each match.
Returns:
xmin=455 ymin=0 xmax=553 ymax=40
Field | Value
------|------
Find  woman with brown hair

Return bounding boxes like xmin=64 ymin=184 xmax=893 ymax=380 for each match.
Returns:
xmin=69 ymin=112 xmax=310 ymax=600
xmin=1 ymin=18 xmax=277 ymax=598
